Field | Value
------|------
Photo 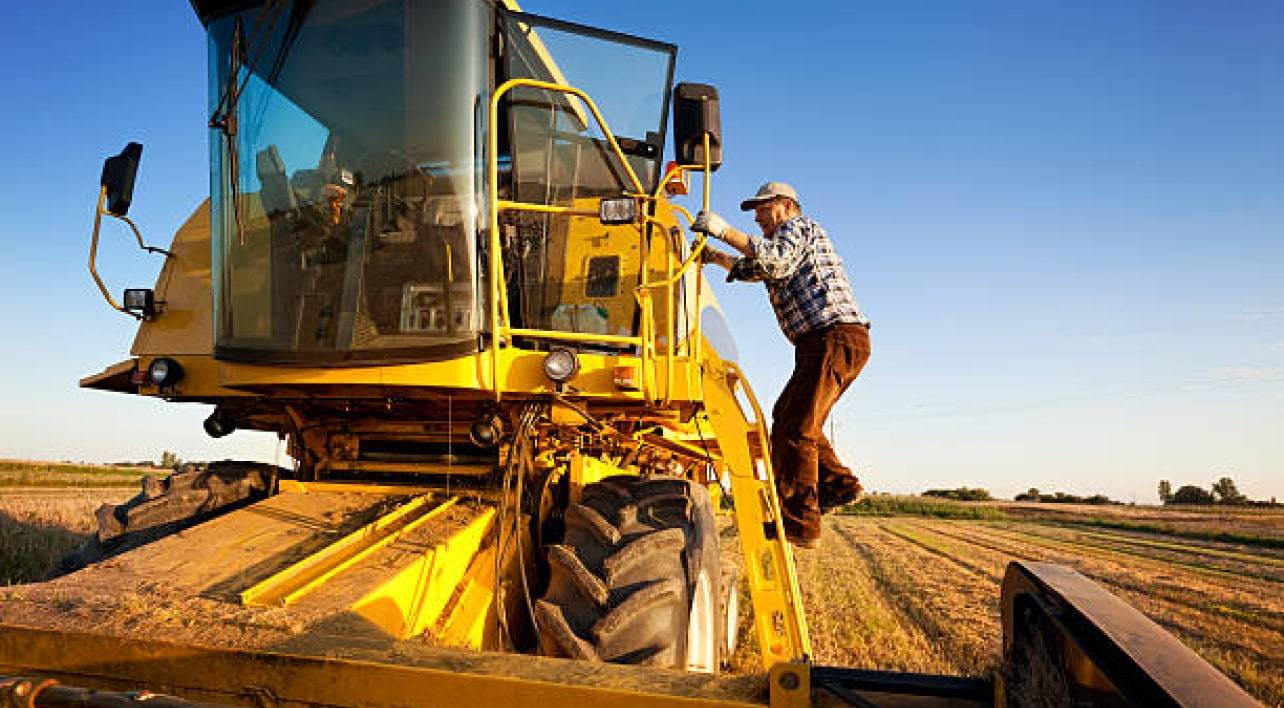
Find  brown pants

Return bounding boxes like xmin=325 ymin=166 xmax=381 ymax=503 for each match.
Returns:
xmin=770 ymin=323 xmax=871 ymax=541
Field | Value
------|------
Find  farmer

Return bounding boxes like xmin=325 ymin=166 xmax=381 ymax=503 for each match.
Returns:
xmin=693 ymin=182 xmax=871 ymax=548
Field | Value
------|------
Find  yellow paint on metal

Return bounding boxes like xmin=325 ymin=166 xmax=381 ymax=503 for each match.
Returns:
xmin=568 ymin=453 xmax=622 ymax=504
xmin=487 ymin=77 xmax=648 ymax=400
xmin=352 ymin=508 xmax=496 ymax=639
xmin=0 ymin=624 xmax=763 ymax=708
xmin=437 ymin=542 xmax=500 ymax=649
xmin=130 ymin=201 xmax=213 ymax=357
xmin=277 ymin=480 xmax=447 ymax=495
xmin=241 ymin=496 xmax=455 ymax=607
xmin=699 ymin=359 xmax=811 ymax=669
xmin=89 ymin=186 xmax=169 ymax=319
xmin=319 ymin=460 xmax=493 ymax=476
xmin=767 ymin=663 xmax=811 ymax=708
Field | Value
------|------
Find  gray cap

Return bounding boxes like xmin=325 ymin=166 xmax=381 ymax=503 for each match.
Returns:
xmin=739 ymin=181 xmax=800 ymax=211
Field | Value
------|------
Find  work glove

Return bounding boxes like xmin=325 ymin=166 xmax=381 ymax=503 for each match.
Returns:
xmin=694 ymin=239 xmax=733 ymax=269
xmin=691 ymin=210 xmax=729 ymax=239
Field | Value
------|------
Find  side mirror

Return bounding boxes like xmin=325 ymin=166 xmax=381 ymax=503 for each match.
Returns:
xmin=672 ymin=83 xmax=722 ymax=172
xmin=100 ymin=142 xmax=143 ymax=216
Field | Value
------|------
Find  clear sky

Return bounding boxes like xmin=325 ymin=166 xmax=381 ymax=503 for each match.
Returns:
xmin=0 ymin=1 xmax=1280 ymax=503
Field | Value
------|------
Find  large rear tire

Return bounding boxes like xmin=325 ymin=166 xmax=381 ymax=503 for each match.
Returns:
xmin=535 ymin=476 xmax=722 ymax=671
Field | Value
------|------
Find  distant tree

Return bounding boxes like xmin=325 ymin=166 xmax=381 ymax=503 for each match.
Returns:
xmin=1158 ymin=480 xmax=1173 ymax=504
xmin=922 ymin=487 xmax=993 ymax=502
xmin=159 ymin=450 xmax=183 ymax=469
xmin=1212 ymin=477 xmax=1247 ymax=505
xmin=1014 ymin=487 xmax=1041 ymax=502
xmin=1169 ymin=485 xmax=1214 ymax=505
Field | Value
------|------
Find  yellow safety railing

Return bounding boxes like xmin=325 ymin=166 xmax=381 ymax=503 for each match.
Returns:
xmin=486 ymin=78 xmax=714 ymax=403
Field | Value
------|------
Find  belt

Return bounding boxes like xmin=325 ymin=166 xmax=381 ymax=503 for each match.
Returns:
xmin=798 ymin=321 xmax=871 ymax=341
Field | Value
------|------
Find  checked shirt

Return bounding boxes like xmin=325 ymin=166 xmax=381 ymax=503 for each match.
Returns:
xmin=727 ymin=215 xmax=868 ymax=343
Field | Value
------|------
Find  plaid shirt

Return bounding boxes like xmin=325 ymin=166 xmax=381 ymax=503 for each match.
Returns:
xmin=727 ymin=215 xmax=868 ymax=343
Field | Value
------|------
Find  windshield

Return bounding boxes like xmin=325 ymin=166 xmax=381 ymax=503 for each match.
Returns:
xmin=208 ymin=0 xmax=491 ymax=363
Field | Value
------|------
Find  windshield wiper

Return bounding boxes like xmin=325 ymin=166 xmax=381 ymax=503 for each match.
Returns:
xmin=209 ymin=0 xmax=314 ymax=244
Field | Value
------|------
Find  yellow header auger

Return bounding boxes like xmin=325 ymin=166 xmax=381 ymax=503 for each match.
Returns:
xmin=0 ymin=2 xmax=1259 ymax=706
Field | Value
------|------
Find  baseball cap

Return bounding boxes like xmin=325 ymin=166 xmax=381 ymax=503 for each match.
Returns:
xmin=739 ymin=181 xmax=800 ymax=211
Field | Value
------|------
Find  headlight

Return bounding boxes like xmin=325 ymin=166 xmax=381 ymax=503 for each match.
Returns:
xmin=122 ymin=288 xmax=155 ymax=318
xmin=542 ymin=347 xmax=580 ymax=384
xmin=599 ymin=197 xmax=638 ymax=225
xmin=148 ymin=357 xmax=184 ymax=388
xmin=203 ymin=410 xmax=234 ymax=438
xmin=468 ymin=412 xmax=503 ymax=448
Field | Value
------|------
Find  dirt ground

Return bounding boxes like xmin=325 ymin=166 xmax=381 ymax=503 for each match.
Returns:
xmin=2 ymin=491 xmax=1279 ymax=705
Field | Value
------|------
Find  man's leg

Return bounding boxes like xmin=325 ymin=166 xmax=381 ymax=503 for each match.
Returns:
xmin=770 ymin=345 xmax=823 ymax=545
xmin=818 ymin=435 xmax=863 ymax=513
xmin=815 ymin=326 xmax=871 ymax=513
xmin=770 ymin=327 xmax=856 ymax=545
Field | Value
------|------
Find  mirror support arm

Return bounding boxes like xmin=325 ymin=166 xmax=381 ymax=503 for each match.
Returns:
xmin=89 ymin=186 xmax=172 ymax=320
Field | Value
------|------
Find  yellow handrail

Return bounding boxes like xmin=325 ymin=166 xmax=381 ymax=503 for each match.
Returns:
xmin=487 ymin=78 xmax=649 ymax=400
xmin=486 ymin=78 xmax=716 ymax=404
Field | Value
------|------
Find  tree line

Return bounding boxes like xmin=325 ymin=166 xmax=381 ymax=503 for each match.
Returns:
xmin=1157 ymin=477 xmax=1274 ymax=506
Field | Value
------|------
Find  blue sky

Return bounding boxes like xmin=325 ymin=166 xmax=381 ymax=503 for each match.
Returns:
xmin=0 ymin=1 xmax=1280 ymax=502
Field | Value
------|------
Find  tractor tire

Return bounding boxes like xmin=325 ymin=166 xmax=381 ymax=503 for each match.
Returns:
xmin=59 ymin=460 xmax=283 ymax=573
xmin=535 ymin=475 xmax=722 ymax=672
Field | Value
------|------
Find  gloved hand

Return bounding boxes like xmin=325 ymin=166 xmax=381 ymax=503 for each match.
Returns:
xmin=694 ymin=240 xmax=734 ymax=269
xmin=691 ymin=210 xmax=729 ymax=239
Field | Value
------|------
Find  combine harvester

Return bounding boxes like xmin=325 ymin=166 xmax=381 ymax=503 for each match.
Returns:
xmin=0 ymin=1 xmax=1260 ymax=706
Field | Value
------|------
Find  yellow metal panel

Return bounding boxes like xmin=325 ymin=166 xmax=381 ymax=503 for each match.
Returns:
xmin=0 ymin=625 xmax=764 ymax=708
xmin=277 ymin=480 xmax=448 ymax=495
xmin=437 ymin=543 xmax=500 ymax=649
xmin=241 ymin=496 xmax=453 ymax=607
xmin=131 ymin=201 xmax=213 ymax=356
xmin=353 ymin=509 xmax=496 ymax=639
xmin=768 ymin=663 xmax=812 ymax=708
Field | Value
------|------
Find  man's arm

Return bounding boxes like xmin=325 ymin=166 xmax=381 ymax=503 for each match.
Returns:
xmin=697 ymin=241 xmax=770 ymax=282
xmin=744 ymin=220 xmax=809 ymax=280
xmin=692 ymin=211 xmax=755 ymax=258
xmin=693 ymin=211 xmax=809 ymax=280
xmin=699 ymin=243 xmax=737 ymax=270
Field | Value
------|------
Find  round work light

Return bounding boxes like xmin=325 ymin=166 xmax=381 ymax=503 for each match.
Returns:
xmin=147 ymin=357 xmax=185 ymax=388
xmin=542 ymin=347 xmax=580 ymax=384
xmin=469 ymin=412 xmax=504 ymax=449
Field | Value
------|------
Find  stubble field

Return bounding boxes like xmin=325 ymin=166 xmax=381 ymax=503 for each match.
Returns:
xmin=1 ymin=479 xmax=1280 ymax=706
xmin=724 ymin=506 xmax=1284 ymax=706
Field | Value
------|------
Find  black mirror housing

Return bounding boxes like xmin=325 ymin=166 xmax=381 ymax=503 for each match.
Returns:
xmin=672 ymin=83 xmax=722 ymax=172
xmin=101 ymin=142 xmax=143 ymax=216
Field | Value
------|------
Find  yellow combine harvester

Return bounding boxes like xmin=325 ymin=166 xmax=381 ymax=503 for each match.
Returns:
xmin=0 ymin=2 xmax=1260 ymax=706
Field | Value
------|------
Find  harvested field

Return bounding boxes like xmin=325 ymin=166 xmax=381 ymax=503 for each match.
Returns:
xmin=0 ymin=488 xmax=133 ymax=584
xmin=727 ymin=513 xmax=1283 ymax=706
xmin=3 ymin=485 xmax=1280 ymax=705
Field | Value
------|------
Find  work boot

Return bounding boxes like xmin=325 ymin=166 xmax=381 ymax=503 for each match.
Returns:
xmin=779 ymin=492 xmax=822 ymax=549
xmin=820 ymin=473 xmax=863 ymax=515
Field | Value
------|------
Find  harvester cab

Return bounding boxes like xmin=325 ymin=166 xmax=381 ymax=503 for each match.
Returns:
xmin=0 ymin=1 xmax=1262 ymax=707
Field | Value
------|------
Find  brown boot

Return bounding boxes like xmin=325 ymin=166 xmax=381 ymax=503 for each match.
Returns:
xmin=779 ymin=493 xmax=823 ymax=549
xmin=820 ymin=473 xmax=863 ymax=514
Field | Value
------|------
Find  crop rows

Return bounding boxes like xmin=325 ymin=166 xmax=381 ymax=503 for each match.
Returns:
xmin=743 ymin=517 xmax=1284 ymax=706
